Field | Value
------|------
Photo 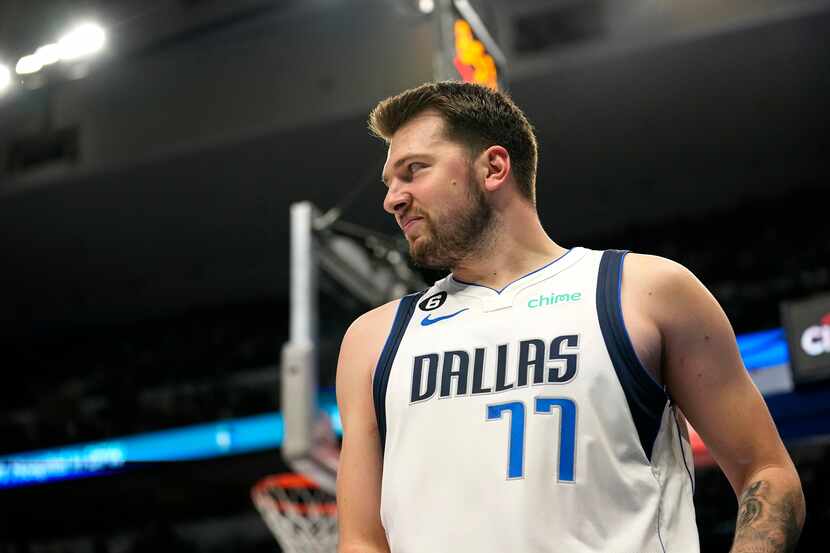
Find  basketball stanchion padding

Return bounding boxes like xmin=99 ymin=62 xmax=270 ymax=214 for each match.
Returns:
xmin=252 ymin=473 xmax=338 ymax=553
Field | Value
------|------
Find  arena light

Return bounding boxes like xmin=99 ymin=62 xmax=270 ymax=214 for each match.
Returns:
xmin=35 ymin=43 xmax=61 ymax=66
xmin=57 ymin=22 xmax=106 ymax=61
xmin=418 ymin=0 xmax=435 ymax=14
xmin=0 ymin=64 xmax=10 ymax=92
xmin=15 ymin=54 xmax=43 ymax=75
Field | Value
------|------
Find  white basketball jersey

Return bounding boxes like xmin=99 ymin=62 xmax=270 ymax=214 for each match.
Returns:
xmin=372 ymin=247 xmax=699 ymax=552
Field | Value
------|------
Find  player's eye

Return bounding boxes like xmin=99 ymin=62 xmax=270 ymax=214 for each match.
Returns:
xmin=409 ymin=162 xmax=426 ymax=174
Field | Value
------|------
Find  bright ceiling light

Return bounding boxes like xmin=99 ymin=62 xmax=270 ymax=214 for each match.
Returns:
xmin=35 ymin=43 xmax=61 ymax=66
xmin=16 ymin=54 xmax=43 ymax=75
xmin=57 ymin=22 xmax=106 ymax=61
xmin=0 ymin=64 xmax=10 ymax=92
xmin=418 ymin=0 xmax=435 ymax=14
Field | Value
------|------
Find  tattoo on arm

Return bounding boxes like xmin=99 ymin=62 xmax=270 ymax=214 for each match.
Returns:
xmin=737 ymin=481 xmax=764 ymax=527
xmin=732 ymin=480 xmax=802 ymax=553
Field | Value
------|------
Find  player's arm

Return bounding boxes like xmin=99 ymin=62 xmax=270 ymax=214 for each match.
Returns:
xmin=335 ymin=301 xmax=399 ymax=553
xmin=631 ymin=254 xmax=805 ymax=553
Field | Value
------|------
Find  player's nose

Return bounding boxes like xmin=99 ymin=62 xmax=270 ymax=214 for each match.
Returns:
xmin=383 ymin=182 xmax=410 ymax=216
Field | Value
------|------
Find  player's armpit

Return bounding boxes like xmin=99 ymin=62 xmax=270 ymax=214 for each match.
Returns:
xmin=335 ymin=301 xmax=399 ymax=553
xmin=637 ymin=255 xmax=805 ymax=543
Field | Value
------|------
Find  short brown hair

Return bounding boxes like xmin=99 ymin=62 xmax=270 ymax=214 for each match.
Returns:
xmin=368 ymin=81 xmax=539 ymax=204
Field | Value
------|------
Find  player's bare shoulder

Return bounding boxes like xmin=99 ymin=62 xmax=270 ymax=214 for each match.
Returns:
xmin=619 ymin=252 xmax=703 ymax=382
xmin=337 ymin=299 xmax=402 ymax=384
xmin=335 ymin=299 xmax=403 ymax=435
xmin=621 ymin=252 xmax=709 ymax=321
xmin=622 ymin=252 xmax=690 ymax=286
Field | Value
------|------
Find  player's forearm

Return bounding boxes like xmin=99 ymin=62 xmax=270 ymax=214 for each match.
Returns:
xmin=729 ymin=466 xmax=805 ymax=553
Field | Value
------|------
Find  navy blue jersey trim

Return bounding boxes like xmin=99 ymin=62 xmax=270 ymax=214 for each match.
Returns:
xmin=596 ymin=249 xmax=667 ymax=461
xmin=372 ymin=290 xmax=426 ymax=454
xmin=450 ymin=248 xmax=574 ymax=294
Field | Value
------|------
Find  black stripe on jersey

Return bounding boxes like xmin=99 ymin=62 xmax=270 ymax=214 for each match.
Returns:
xmin=373 ymin=290 xmax=426 ymax=454
xmin=597 ymin=249 xmax=668 ymax=461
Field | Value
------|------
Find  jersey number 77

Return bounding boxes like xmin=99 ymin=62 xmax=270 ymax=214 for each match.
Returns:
xmin=486 ymin=397 xmax=576 ymax=482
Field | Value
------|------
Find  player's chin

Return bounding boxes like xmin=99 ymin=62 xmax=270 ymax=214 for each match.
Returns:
xmin=408 ymin=237 xmax=426 ymax=257
xmin=410 ymin=238 xmax=436 ymax=265
xmin=407 ymin=230 xmax=430 ymax=248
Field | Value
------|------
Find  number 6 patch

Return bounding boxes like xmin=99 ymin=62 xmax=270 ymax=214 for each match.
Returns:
xmin=418 ymin=291 xmax=447 ymax=311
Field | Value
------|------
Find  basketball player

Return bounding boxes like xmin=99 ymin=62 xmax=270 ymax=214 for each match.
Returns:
xmin=335 ymin=82 xmax=804 ymax=552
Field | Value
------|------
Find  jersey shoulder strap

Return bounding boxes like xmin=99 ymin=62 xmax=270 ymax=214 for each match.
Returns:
xmin=596 ymin=249 xmax=667 ymax=460
xmin=372 ymin=290 xmax=427 ymax=453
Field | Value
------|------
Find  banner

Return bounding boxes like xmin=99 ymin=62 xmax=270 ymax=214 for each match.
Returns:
xmin=781 ymin=292 xmax=830 ymax=386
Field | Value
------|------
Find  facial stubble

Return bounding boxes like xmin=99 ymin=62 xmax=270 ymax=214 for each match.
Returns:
xmin=408 ymin=171 xmax=496 ymax=271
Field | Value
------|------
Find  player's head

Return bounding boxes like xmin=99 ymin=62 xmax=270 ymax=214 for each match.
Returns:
xmin=370 ymin=81 xmax=538 ymax=204
xmin=369 ymin=81 xmax=539 ymax=269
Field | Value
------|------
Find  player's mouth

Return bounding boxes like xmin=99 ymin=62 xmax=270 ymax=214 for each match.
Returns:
xmin=402 ymin=217 xmax=424 ymax=234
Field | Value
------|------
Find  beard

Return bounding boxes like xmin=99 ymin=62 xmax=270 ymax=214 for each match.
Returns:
xmin=408 ymin=172 xmax=496 ymax=271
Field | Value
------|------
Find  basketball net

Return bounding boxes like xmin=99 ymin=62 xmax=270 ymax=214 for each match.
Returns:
xmin=252 ymin=473 xmax=338 ymax=553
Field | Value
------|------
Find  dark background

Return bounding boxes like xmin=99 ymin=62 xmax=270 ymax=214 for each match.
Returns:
xmin=1 ymin=0 xmax=828 ymax=551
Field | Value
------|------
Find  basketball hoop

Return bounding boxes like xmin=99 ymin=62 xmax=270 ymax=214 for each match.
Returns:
xmin=251 ymin=473 xmax=338 ymax=553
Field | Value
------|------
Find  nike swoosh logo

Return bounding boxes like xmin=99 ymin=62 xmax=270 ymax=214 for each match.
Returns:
xmin=421 ymin=308 xmax=469 ymax=326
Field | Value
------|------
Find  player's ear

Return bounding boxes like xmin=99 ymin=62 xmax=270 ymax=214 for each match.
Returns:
xmin=480 ymin=145 xmax=510 ymax=193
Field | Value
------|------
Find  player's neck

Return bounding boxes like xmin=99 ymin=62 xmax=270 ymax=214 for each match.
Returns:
xmin=450 ymin=213 xmax=566 ymax=291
